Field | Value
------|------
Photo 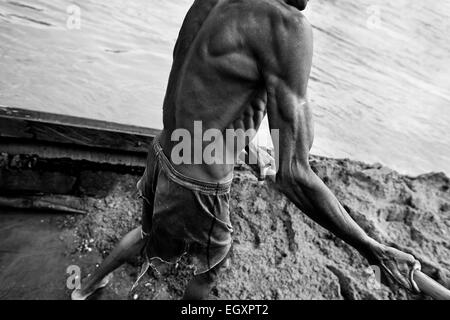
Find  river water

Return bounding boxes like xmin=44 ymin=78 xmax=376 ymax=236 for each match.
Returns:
xmin=0 ymin=0 xmax=449 ymax=176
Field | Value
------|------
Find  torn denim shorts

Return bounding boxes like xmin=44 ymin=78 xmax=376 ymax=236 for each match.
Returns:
xmin=134 ymin=137 xmax=233 ymax=286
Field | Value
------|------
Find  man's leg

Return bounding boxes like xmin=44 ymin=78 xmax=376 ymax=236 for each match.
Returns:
xmin=182 ymin=258 xmax=228 ymax=300
xmin=74 ymin=227 xmax=145 ymax=298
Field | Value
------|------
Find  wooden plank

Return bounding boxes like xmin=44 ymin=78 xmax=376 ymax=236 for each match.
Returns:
xmin=0 ymin=105 xmax=160 ymax=136
xmin=0 ymin=140 xmax=147 ymax=168
xmin=414 ymin=271 xmax=450 ymax=300
xmin=0 ymin=166 xmax=77 ymax=195
xmin=0 ymin=195 xmax=87 ymax=214
xmin=0 ymin=106 xmax=161 ymax=153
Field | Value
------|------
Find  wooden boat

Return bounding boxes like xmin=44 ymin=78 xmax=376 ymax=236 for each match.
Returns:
xmin=0 ymin=106 xmax=161 ymax=299
xmin=0 ymin=105 xmax=159 ymax=214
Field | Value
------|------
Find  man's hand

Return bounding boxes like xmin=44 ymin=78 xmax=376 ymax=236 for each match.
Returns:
xmin=373 ymin=245 xmax=421 ymax=293
xmin=239 ymin=140 xmax=277 ymax=181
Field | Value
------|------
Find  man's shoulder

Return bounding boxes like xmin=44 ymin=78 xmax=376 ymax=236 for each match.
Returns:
xmin=272 ymin=8 xmax=311 ymax=37
xmin=242 ymin=1 xmax=311 ymax=39
xmin=241 ymin=2 xmax=313 ymax=76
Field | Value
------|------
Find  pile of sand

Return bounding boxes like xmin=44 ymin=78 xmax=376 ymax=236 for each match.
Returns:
xmin=68 ymin=156 xmax=449 ymax=300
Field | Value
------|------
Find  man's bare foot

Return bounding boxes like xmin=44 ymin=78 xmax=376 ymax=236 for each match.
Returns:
xmin=71 ymin=273 xmax=113 ymax=300
xmin=373 ymin=245 xmax=421 ymax=293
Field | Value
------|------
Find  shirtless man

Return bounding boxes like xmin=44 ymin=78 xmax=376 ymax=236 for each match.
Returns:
xmin=72 ymin=0 xmax=420 ymax=300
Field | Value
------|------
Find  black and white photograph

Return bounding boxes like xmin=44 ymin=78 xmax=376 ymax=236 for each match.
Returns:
xmin=0 ymin=0 xmax=449 ymax=305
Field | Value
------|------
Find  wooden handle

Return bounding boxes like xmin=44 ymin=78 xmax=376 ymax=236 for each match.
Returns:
xmin=414 ymin=271 xmax=450 ymax=300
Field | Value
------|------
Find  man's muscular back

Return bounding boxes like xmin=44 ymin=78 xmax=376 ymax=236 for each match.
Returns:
xmin=158 ymin=0 xmax=311 ymax=183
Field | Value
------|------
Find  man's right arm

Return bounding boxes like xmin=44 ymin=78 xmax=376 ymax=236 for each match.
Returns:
xmin=257 ymin=13 xmax=419 ymax=291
